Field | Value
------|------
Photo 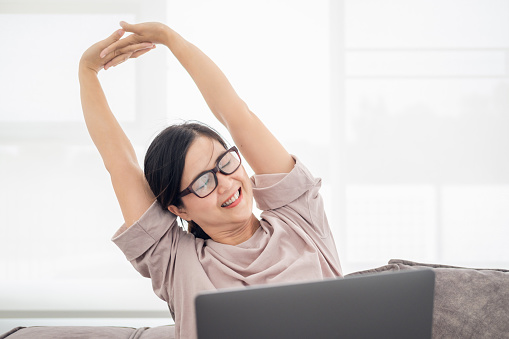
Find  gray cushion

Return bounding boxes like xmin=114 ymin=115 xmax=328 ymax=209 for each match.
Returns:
xmin=347 ymin=259 xmax=509 ymax=339
xmin=0 ymin=325 xmax=175 ymax=339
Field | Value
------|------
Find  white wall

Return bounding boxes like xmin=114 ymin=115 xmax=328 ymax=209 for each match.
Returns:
xmin=1 ymin=0 xmax=508 ymax=332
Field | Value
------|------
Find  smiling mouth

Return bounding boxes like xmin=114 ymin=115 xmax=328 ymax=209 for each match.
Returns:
xmin=221 ymin=188 xmax=241 ymax=207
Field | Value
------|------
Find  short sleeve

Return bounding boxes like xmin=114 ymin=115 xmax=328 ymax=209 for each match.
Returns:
xmin=251 ymin=156 xmax=318 ymax=211
xmin=112 ymin=200 xmax=186 ymax=302
xmin=251 ymin=155 xmax=332 ymax=239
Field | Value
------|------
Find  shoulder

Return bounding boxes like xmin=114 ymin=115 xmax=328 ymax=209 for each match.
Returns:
xmin=251 ymin=155 xmax=320 ymax=211
xmin=252 ymin=156 xmax=332 ymax=238
xmin=112 ymin=200 xmax=185 ymax=260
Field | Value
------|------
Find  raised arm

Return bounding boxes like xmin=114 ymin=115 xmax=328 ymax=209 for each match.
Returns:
xmin=79 ymin=29 xmax=156 ymax=227
xmin=101 ymin=22 xmax=295 ymax=175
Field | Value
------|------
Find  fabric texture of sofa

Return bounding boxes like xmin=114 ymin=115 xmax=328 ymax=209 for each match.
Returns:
xmin=0 ymin=325 xmax=175 ymax=339
xmin=347 ymin=259 xmax=509 ymax=338
xmin=2 ymin=259 xmax=508 ymax=339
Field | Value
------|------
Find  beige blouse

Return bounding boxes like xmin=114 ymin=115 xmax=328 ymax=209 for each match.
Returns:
xmin=112 ymin=156 xmax=342 ymax=339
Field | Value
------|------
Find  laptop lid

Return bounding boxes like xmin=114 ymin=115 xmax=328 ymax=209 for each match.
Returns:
xmin=195 ymin=269 xmax=435 ymax=339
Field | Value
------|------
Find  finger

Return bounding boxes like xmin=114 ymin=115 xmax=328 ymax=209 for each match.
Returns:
xmin=105 ymin=45 xmax=155 ymax=69
xmin=103 ymin=42 xmax=154 ymax=67
xmin=104 ymin=42 xmax=155 ymax=70
xmin=100 ymin=34 xmax=140 ymax=59
xmin=98 ymin=29 xmax=125 ymax=60
xmin=104 ymin=53 xmax=132 ymax=70
xmin=114 ymin=42 xmax=154 ymax=57
xmin=100 ymin=40 xmax=120 ymax=59
xmin=106 ymin=29 xmax=125 ymax=45
xmin=119 ymin=21 xmax=138 ymax=34
xmin=131 ymin=45 xmax=156 ymax=58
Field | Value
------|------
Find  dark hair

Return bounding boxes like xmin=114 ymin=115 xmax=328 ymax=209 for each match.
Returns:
xmin=144 ymin=121 xmax=228 ymax=240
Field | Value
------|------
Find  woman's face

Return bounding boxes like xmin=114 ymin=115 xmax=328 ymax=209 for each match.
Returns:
xmin=172 ymin=136 xmax=255 ymax=237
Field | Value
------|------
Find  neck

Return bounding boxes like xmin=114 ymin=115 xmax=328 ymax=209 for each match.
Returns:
xmin=211 ymin=214 xmax=260 ymax=246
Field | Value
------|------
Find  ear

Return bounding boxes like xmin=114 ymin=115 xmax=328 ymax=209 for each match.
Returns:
xmin=168 ymin=204 xmax=190 ymax=220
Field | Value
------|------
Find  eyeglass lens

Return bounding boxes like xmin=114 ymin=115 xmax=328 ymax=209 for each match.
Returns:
xmin=191 ymin=149 xmax=241 ymax=197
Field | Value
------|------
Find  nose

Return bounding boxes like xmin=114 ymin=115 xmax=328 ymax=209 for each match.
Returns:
xmin=216 ymin=172 xmax=234 ymax=195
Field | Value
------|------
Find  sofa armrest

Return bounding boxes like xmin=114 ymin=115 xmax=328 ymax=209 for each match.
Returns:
xmin=347 ymin=259 xmax=509 ymax=339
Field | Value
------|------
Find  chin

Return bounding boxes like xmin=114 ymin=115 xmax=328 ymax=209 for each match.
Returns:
xmin=233 ymin=189 xmax=254 ymax=222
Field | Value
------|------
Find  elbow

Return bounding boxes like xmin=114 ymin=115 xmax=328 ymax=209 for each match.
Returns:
xmin=220 ymin=101 xmax=254 ymax=129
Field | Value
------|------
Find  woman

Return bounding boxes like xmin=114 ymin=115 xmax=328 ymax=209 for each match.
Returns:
xmin=79 ymin=21 xmax=342 ymax=339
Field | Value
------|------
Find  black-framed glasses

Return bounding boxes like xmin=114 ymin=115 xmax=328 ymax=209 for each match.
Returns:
xmin=178 ymin=146 xmax=242 ymax=199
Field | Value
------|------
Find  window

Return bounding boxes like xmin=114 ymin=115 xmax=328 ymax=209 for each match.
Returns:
xmin=337 ymin=0 xmax=509 ymax=272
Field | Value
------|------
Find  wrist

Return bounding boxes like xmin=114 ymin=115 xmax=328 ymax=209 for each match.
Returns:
xmin=162 ymin=26 xmax=183 ymax=48
xmin=78 ymin=64 xmax=100 ymax=84
xmin=79 ymin=61 xmax=99 ymax=76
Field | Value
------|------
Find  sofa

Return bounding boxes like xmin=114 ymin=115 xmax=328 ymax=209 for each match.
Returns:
xmin=2 ymin=259 xmax=508 ymax=339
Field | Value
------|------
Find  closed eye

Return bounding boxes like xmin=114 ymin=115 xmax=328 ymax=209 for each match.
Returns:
xmin=194 ymin=175 xmax=210 ymax=192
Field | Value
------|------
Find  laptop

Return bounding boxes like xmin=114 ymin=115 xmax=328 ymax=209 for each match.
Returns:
xmin=195 ymin=269 xmax=435 ymax=339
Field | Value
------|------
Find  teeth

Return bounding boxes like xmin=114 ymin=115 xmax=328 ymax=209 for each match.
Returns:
xmin=222 ymin=189 xmax=240 ymax=207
